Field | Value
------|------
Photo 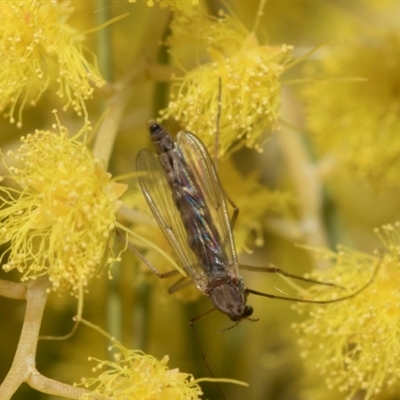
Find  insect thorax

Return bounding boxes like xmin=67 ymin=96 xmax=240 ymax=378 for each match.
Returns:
xmin=208 ymin=274 xmax=251 ymax=321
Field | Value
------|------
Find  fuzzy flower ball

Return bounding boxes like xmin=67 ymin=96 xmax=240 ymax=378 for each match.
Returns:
xmin=0 ymin=121 xmax=126 ymax=295
xmin=78 ymin=343 xmax=203 ymax=400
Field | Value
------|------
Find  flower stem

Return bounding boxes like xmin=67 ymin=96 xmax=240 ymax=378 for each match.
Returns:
xmin=0 ymin=277 xmax=91 ymax=399
xmin=277 ymin=88 xmax=330 ymax=267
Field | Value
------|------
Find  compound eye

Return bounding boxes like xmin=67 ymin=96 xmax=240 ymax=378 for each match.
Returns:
xmin=243 ymin=306 xmax=253 ymax=318
xmin=228 ymin=306 xmax=254 ymax=322
xmin=149 ymin=122 xmax=162 ymax=135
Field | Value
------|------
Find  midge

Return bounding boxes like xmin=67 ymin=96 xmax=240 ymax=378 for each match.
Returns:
xmin=134 ymin=121 xmax=378 ymax=321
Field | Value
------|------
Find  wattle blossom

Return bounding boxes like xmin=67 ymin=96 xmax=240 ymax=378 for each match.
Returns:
xmin=160 ymin=7 xmax=293 ymax=156
xmin=0 ymin=120 xmax=126 ymax=295
xmin=0 ymin=0 xmax=104 ymax=126
xmin=293 ymin=223 xmax=400 ymax=399
xmin=78 ymin=342 xmax=203 ymax=400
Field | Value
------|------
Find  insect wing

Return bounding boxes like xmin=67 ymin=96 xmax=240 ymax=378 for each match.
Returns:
xmin=177 ymin=131 xmax=240 ymax=276
xmin=136 ymin=149 xmax=209 ymax=290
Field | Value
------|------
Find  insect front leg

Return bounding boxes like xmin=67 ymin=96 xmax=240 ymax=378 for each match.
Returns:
xmin=189 ymin=308 xmax=228 ymax=400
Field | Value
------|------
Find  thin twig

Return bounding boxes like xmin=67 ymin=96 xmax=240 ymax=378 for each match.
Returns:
xmin=0 ymin=277 xmax=90 ymax=399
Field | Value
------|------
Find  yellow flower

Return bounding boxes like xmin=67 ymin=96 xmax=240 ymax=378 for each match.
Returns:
xmin=78 ymin=342 xmax=203 ymax=400
xmin=302 ymin=32 xmax=400 ymax=187
xmin=0 ymin=0 xmax=104 ymax=126
xmin=292 ymin=223 xmax=400 ymax=399
xmin=0 ymin=119 xmax=126 ymax=295
xmin=159 ymin=7 xmax=293 ymax=156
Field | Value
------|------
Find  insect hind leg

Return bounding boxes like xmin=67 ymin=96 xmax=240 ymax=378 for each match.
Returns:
xmin=245 ymin=258 xmax=381 ymax=304
xmin=240 ymin=263 xmax=344 ymax=289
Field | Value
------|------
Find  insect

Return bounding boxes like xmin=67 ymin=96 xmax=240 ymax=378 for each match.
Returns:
xmin=135 ymin=121 xmax=378 ymax=322
xmin=137 ymin=120 xmax=252 ymax=321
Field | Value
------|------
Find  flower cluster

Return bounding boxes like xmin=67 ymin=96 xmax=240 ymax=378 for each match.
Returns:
xmin=293 ymin=223 xmax=400 ymax=399
xmin=302 ymin=32 xmax=400 ymax=187
xmin=78 ymin=343 xmax=203 ymax=400
xmin=0 ymin=0 xmax=104 ymax=126
xmin=160 ymin=7 xmax=293 ymax=156
xmin=0 ymin=121 xmax=126 ymax=295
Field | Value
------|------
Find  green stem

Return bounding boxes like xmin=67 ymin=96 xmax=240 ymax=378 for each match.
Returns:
xmin=96 ymin=0 xmax=113 ymax=82
xmin=152 ymin=13 xmax=172 ymax=117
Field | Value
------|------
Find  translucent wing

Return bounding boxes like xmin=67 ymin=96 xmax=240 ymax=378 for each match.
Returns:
xmin=136 ymin=149 xmax=209 ymax=292
xmin=176 ymin=131 xmax=240 ymax=276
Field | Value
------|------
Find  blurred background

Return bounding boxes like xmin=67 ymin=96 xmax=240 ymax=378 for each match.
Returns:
xmin=1 ymin=1 xmax=400 ymax=399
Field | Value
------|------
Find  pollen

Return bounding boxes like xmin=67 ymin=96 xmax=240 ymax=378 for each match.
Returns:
xmin=292 ymin=223 xmax=400 ymax=399
xmin=78 ymin=343 xmax=203 ymax=400
xmin=0 ymin=123 xmax=126 ymax=295
xmin=0 ymin=1 xmax=104 ymax=126
xmin=159 ymin=8 xmax=293 ymax=157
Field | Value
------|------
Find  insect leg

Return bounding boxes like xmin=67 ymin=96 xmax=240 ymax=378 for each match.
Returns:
xmin=116 ymin=228 xmax=180 ymax=279
xmin=214 ymin=77 xmax=222 ymax=167
xmin=240 ymin=263 xmax=344 ymax=289
xmin=213 ymin=76 xmax=241 ymax=232
xmin=189 ymin=308 xmax=227 ymax=400
xmin=224 ymin=191 xmax=239 ymax=230
xmin=245 ymin=258 xmax=381 ymax=304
